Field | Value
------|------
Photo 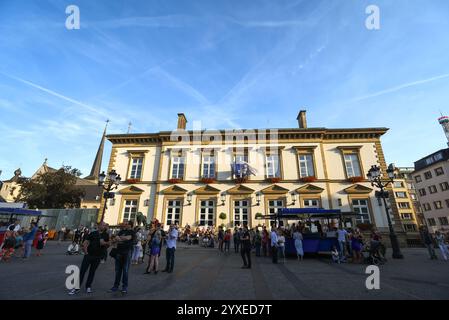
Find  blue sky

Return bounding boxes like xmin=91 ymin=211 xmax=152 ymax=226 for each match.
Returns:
xmin=1 ymin=0 xmax=449 ymax=179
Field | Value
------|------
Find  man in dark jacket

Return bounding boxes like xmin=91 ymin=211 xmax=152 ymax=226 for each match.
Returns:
xmin=110 ymin=221 xmax=136 ymax=294
xmin=420 ymin=226 xmax=437 ymax=260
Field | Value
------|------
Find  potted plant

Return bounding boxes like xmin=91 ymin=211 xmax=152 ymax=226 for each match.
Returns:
xmin=219 ymin=212 xmax=226 ymax=226
xmin=255 ymin=212 xmax=263 ymax=220
xmin=125 ymin=178 xmax=139 ymax=184
xmin=300 ymin=176 xmax=317 ymax=183
xmin=347 ymin=176 xmax=364 ymax=183
xmin=201 ymin=177 xmax=216 ymax=184
xmin=235 ymin=177 xmax=248 ymax=183
xmin=266 ymin=177 xmax=281 ymax=183
xmin=168 ymin=178 xmax=182 ymax=184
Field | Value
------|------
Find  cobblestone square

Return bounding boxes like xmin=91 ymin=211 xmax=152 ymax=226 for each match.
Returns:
xmin=1 ymin=242 xmax=448 ymax=300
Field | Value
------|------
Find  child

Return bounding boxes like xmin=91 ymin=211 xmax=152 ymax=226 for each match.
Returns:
xmin=331 ymin=245 xmax=340 ymax=263
xmin=67 ymin=241 xmax=80 ymax=255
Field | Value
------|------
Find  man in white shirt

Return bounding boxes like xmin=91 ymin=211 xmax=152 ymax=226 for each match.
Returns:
xmin=163 ymin=224 xmax=179 ymax=273
xmin=336 ymin=226 xmax=348 ymax=260
xmin=270 ymin=228 xmax=278 ymax=264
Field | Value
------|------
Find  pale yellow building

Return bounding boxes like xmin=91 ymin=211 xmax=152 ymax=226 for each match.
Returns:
xmin=101 ymin=111 xmax=406 ymax=244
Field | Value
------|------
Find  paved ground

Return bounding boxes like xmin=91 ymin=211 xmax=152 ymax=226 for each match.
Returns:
xmin=1 ymin=241 xmax=448 ymax=300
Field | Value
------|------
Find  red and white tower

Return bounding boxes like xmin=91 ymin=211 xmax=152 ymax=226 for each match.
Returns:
xmin=438 ymin=115 xmax=449 ymax=147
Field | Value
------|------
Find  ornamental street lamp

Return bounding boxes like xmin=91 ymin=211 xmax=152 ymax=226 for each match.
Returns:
xmin=98 ymin=169 xmax=121 ymax=223
xmin=220 ymin=193 xmax=226 ymax=206
xmin=367 ymin=163 xmax=404 ymax=259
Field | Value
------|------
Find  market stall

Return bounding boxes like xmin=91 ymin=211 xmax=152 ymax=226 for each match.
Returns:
xmin=257 ymin=208 xmax=360 ymax=255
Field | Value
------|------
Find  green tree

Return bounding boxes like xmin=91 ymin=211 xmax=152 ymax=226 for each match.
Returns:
xmin=16 ymin=166 xmax=85 ymax=209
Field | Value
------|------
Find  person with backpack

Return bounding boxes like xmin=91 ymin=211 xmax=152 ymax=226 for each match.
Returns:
xmin=68 ymin=222 xmax=108 ymax=295
xmin=145 ymin=224 xmax=162 ymax=274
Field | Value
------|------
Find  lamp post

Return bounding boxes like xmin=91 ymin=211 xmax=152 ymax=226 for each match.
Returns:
xmin=367 ymin=163 xmax=404 ymax=259
xmin=98 ymin=169 xmax=121 ymax=223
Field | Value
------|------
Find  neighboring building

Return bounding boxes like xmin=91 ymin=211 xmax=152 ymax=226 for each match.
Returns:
xmin=412 ymin=149 xmax=449 ymax=233
xmin=411 ymin=115 xmax=449 ymax=234
xmin=102 ymin=111 xmax=406 ymax=245
xmin=0 ymin=169 xmax=27 ymax=202
xmin=391 ymin=167 xmax=423 ymax=243
xmin=0 ymin=126 xmax=107 ymax=209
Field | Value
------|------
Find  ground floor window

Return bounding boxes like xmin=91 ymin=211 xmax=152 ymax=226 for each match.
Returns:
xmin=199 ymin=200 xmax=215 ymax=226
xmin=166 ymin=200 xmax=181 ymax=226
xmin=352 ymin=199 xmax=371 ymax=224
xmin=234 ymin=200 xmax=249 ymax=226
xmin=123 ymin=199 xmax=138 ymax=222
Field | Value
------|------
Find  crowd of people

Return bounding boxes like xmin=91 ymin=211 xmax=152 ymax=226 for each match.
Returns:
xmin=0 ymin=219 xmax=49 ymax=261
xmin=2 ymin=216 xmax=449 ymax=296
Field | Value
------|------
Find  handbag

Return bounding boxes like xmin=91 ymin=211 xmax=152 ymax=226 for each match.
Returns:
xmin=109 ymin=248 xmax=118 ymax=258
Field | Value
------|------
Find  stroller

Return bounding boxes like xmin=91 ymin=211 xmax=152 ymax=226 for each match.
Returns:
xmin=362 ymin=241 xmax=387 ymax=265
xmin=66 ymin=242 xmax=80 ymax=255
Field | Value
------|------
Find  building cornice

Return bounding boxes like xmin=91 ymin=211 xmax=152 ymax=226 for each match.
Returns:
xmin=106 ymin=127 xmax=389 ymax=145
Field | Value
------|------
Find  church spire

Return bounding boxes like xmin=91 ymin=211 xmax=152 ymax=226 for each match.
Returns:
xmin=85 ymin=120 xmax=109 ymax=182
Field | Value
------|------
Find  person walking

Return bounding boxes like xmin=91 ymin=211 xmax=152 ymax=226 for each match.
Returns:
xmin=278 ymin=230 xmax=286 ymax=264
xmin=218 ymin=226 xmax=224 ymax=253
xmin=162 ymin=224 xmax=178 ymax=273
xmin=240 ymin=223 xmax=251 ymax=269
xmin=351 ymin=230 xmax=363 ymax=264
xmin=336 ymin=226 xmax=348 ymax=262
xmin=145 ymin=224 xmax=162 ymax=274
xmin=99 ymin=223 xmax=110 ymax=264
xmin=254 ymin=229 xmax=262 ymax=257
xmin=233 ymin=227 xmax=240 ymax=253
xmin=109 ymin=221 xmax=136 ymax=294
xmin=293 ymin=226 xmax=304 ymax=261
xmin=435 ymin=231 xmax=449 ymax=261
xmin=68 ymin=223 xmax=108 ymax=295
xmin=22 ymin=222 xmax=38 ymax=259
xmin=35 ymin=227 xmax=47 ymax=257
xmin=420 ymin=226 xmax=437 ymax=260
xmin=262 ymin=226 xmax=269 ymax=257
xmin=270 ymin=227 xmax=278 ymax=264
xmin=131 ymin=227 xmax=143 ymax=265
xmin=224 ymin=229 xmax=231 ymax=253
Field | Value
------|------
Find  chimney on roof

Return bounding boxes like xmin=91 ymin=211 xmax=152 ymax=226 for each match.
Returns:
xmin=177 ymin=113 xmax=187 ymax=130
xmin=297 ymin=110 xmax=307 ymax=129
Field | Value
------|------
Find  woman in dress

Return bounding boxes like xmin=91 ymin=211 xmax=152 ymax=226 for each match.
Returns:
xmin=277 ymin=230 xmax=286 ymax=264
xmin=145 ymin=225 xmax=162 ymax=274
xmin=131 ymin=227 xmax=143 ymax=265
xmin=35 ymin=227 xmax=47 ymax=257
xmin=293 ymin=226 xmax=304 ymax=261
xmin=351 ymin=230 xmax=363 ymax=263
